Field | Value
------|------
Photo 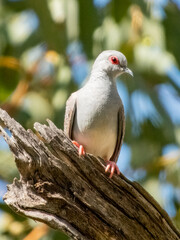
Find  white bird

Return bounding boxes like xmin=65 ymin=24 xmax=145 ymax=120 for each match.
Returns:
xmin=64 ymin=50 xmax=133 ymax=178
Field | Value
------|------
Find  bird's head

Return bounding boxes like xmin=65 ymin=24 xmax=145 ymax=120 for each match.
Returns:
xmin=92 ymin=50 xmax=133 ymax=79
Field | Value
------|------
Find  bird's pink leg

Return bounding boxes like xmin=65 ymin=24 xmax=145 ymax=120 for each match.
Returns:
xmin=105 ymin=161 xmax=120 ymax=178
xmin=72 ymin=140 xmax=85 ymax=156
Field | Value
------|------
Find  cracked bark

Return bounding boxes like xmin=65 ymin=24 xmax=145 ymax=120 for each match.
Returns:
xmin=0 ymin=108 xmax=179 ymax=240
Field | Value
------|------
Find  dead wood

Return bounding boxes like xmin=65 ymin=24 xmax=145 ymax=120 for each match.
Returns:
xmin=0 ymin=108 xmax=179 ymax=240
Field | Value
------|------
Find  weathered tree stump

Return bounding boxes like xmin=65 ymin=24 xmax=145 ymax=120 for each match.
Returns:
xmin=0 ymin=108 xmax=179 ymax=240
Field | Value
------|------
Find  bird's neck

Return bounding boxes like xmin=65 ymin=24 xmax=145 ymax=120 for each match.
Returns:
xmin=88 ymin=69 xmax=116 ymax=87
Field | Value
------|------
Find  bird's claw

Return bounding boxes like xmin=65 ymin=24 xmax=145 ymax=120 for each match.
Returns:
xmin=105 ymin=161 xmax=120 ymax=178
xmin=72 ymin=140 xmax=85 ymax=156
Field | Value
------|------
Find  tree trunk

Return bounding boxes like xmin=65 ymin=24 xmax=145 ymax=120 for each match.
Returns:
xmin=0 ymin=108 xmax=179 ymax=240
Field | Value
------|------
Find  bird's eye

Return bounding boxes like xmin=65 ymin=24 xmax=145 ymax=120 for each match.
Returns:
xmin=109 ymin=56 xmax=119 ymax=65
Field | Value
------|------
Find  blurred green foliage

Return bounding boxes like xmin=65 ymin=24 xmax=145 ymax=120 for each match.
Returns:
xmin=0 ymin=0 xmax=180 ymax=239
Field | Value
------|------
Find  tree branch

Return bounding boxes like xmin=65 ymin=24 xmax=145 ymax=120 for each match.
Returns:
xmin=0 ymin=108 xmax=179 ymax=240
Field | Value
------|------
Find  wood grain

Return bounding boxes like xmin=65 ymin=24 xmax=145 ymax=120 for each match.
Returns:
xmin=0 ymin=108 xmax=179 ymax=240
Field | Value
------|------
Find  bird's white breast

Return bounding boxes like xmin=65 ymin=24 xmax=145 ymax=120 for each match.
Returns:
xmin=72 ymin=81 xmax=121 ymax=160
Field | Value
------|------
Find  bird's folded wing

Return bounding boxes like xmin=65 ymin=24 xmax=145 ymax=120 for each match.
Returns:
xmin=110 ymin=107 xmax=125 ymax=163
xmin=64 ymin=92 xmax=77 ymax=138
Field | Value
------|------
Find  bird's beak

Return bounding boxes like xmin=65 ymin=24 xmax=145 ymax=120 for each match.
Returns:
xmin=124 ymin=68 xmax=133 ymax=77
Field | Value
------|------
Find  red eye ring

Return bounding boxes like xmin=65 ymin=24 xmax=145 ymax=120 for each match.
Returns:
xmin=109 ymin=56 xmax=119 ymax=65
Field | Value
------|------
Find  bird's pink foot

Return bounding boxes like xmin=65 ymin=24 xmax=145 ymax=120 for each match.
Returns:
xmin=105 ymin=161 xmax=120 ymax=178
xmin=72 ymin=140 xmax=85 ymax=156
